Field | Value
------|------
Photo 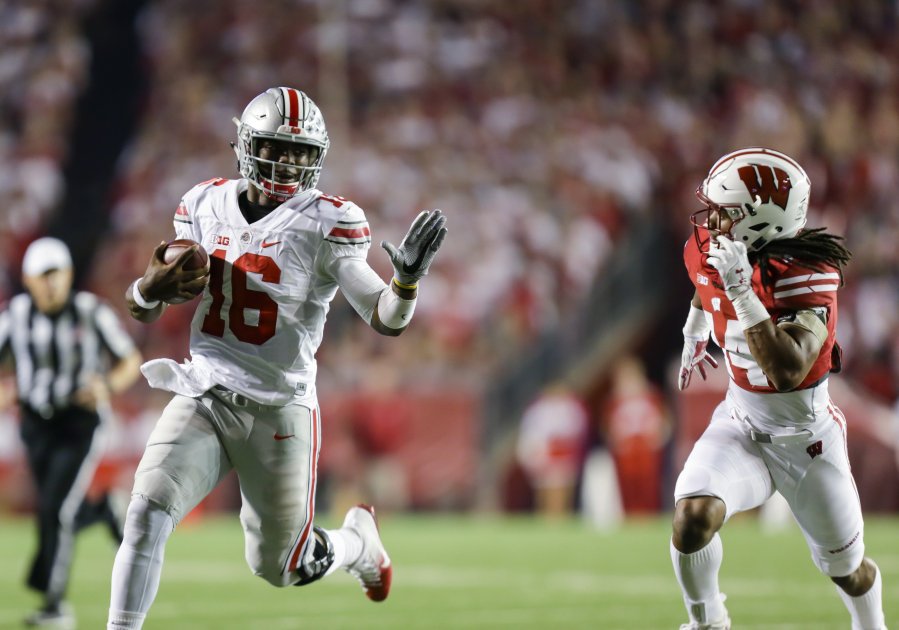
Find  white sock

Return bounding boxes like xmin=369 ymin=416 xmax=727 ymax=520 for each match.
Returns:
xmin=836 ymin=562 xmax=886 ymax=630
xmin=107 ymin=611 xmax=146 ymax=630
xmin=107 ymin=497 xmax=174 ymax=629
xmin=322 ymin=527 xmax=363 ymax=576
xmin=671 ymin=534 xmax=726 ymax=623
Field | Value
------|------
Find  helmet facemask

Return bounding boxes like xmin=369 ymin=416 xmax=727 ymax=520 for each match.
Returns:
xmin=690 ymin=186 xmax=747 ymax=255
xmin=237 ymin=127 xmax=325 ymax=201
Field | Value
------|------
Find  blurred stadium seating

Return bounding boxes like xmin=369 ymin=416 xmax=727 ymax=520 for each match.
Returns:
xmin=0 ymin=0 xmax=897 ymax=514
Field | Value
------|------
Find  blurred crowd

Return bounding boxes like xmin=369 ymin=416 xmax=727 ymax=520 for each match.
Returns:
xmin=1 ymin=0 xmax=898 ymax=509
xmin=0 ymin=0 xmax=91 ymax=296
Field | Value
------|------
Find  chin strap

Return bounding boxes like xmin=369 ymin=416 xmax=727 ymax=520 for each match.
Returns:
xmin=294 ymin=526 xmax=335 ymax=586
xmin=256 ymin=176 xmax=300 ymax=201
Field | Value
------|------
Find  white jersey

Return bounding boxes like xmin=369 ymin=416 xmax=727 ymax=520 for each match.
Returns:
xmin=142 ymin=178 xmax=375 ymax=405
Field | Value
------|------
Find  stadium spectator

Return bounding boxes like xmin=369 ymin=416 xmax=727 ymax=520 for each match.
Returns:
xmin=106 ymin=87 xmax=447 ymax=629
xmin=601 ymin=355 xmax=671 ymax=515
xmin=0 ymin=237 xmax=142 ymax=628
xmin=672 ymin=148 xmax=885 ymax=629
xmin=515 ymin=382 xmax=589 ymax=518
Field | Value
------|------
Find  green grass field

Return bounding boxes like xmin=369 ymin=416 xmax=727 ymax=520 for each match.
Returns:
xmin=0 ymin=512 xmax=896 ymax=629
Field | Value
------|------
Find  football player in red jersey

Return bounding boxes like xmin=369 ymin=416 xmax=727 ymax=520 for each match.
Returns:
xmin=671 ymin=148 xmax=886 ymax=629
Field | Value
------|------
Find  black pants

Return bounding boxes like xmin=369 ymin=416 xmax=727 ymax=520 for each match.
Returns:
xmin=19 ymin=405 xmax=122 ymax=603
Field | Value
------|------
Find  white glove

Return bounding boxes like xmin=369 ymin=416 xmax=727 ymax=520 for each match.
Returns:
xmin=706 ymin=237 xmax=752 ymax=300
xmin=381 ymin=209 xmax=448 ymax=288
xmin=706 ymin=237 xmax=769 ymax=330
xmin=678 ymin=306 xmax=718 ymax=391
xmin=679 ymin=337 xmax=719 ymax=391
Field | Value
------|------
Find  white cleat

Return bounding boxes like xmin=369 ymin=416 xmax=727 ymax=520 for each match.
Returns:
xmin=680 ymin=594 xmax=730 ymax=630
xmin=343 ymin=504 xmax=392 ymax=602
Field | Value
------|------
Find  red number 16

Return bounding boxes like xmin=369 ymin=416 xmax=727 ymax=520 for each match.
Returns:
xmin=201 ymin=249 xmax=280 ymax=345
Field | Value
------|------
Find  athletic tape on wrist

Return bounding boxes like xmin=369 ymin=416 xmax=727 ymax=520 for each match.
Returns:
xmin=378 ymin=285 xmax=416 ymax=329
xmin=682 ymin=305 xmax=710 ymax=338
xmin=132 ymin=279 xmax=160 ymax=310
xmin=730 ymin=290 xmax=769 ymax=330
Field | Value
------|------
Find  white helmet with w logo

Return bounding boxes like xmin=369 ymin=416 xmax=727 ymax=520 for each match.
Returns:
xmin=693 ymin=147 xmax=810 ymax=251
xmin=233 ymin=87 xmax=330 ymax=200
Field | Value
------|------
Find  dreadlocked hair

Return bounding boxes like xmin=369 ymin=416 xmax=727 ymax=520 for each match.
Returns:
xmin=751 ymin=228 xmax=852 ymax=291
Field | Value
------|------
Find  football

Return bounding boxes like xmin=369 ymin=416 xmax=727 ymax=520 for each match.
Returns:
xmin=163 ymin=238 xmax=209 ymax=270
xmin=163 ymin=239 xmax=209 ymax=304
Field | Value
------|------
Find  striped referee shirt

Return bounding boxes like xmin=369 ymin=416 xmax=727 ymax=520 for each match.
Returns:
xmin=0 ymin=291 xmax=136 ymax=418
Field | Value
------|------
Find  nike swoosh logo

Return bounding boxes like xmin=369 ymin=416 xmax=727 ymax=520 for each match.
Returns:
xmin=261 ymin=240 xmax=282 ymax=248
xmin=273 ymin=433 xmax=295 ymax=441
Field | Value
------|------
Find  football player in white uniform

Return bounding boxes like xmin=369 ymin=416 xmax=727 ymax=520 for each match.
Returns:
xmin=107 ymin=87 xmax=447 ymax=629
xmin=672 ymin=148 xmax=886 ymax=629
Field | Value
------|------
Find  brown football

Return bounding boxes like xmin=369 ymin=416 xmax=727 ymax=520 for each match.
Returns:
xmin=163 ymin=239 xmax=209 ymax=303
xmin=163 ymin=238 xmax=209 ymax=270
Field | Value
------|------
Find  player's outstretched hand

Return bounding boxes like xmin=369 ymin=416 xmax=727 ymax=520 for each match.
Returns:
xmin=381 ymin=209 xmax=448 ymax=287
xmin=706 ymin=237 xmax=752 ymax=299
xmin=138 ymin=241 xmax=210 ymax=303
xmin=678 ymin=335 xmax=719 ymax=390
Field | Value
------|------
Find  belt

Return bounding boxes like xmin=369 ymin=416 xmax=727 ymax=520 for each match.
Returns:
xmin=749 ymin=428 xmax=813 ymax=445
xmin=212 ymin=385 xmax=263 ymax=409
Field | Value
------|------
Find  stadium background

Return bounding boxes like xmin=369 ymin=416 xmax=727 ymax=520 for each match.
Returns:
xmin=0 ymin=0 xmax=897 ymax=627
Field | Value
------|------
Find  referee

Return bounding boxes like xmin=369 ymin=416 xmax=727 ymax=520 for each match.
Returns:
xmin=0 ymin=237 xmax=142 ymax=628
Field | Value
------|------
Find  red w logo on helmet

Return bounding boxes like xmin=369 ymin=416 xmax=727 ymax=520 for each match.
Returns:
xmin=737 ymin=165 xmax=792 ymax=211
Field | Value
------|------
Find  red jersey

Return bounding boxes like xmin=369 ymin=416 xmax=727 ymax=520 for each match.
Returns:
xmin=684 ymin=237 xmax=840 ymax=393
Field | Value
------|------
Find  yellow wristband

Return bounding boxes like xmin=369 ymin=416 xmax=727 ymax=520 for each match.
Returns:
xmin=392 ymin=277 xmax=418 ymax=291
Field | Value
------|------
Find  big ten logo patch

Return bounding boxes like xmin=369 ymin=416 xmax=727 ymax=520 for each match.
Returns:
xmin=806 ymin=440 xmax=823 ymax=459
xmin=214 ymin=235 xmax=230 ymax=246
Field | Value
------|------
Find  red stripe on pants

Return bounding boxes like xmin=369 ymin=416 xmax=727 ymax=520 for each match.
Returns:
xmin=288 ymin=408 xmax=319 ymax=572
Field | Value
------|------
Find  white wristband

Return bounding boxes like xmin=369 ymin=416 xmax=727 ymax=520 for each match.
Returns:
xmin=730 ymin=289 xmax=769 ymax=330
xmin=132 ymin=279 xmax=160 ymax=310
xmin=682 ymin=305 xmax=710 ymax=339
xmin=376 ymin=285 xmax=416 ymax=329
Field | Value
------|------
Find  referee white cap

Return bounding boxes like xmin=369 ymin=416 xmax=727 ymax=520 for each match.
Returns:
xmin=22 ymin=237 xmax=73 ymax=277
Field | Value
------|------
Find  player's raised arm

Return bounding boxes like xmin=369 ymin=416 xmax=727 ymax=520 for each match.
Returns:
xmin=706 ymin=237 xmax=823 ymax=391
xmin=373 ymin=209 xmax=447 ymax=335
xmin=326 ymin=209 xmax=447 ymax=337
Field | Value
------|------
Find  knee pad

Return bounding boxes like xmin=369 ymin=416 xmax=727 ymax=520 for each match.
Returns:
xmin=132 ymin=467 xmax=188 ymax=525
xmin=674 ymin=467 xmax=716 ymax=502
xmin=123 ymin=495 xmax=174 ymax=551
xmin=811 ymin=532 xmax=866 ymax=578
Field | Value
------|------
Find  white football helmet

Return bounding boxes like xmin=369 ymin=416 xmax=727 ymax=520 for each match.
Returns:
xmin=692 ymin=147 xmax=810 ymax=252
xmin=233 ymin=87 xmax=329 ymax=200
